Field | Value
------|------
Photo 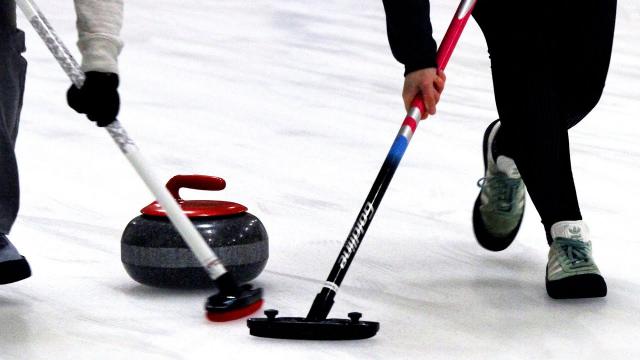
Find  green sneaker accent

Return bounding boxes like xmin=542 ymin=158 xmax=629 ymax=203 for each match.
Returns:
xmin=473 ymin=120 xmax=526 ymax=252
xmin=545 ymin=220 xmax=606 ymax=299
xmin=547 ymin=221 xmax=601 ymax=281
xmin=547 ymin=238 xmax=600 ymax=281
xmin=477 ymin=155 xmax=525 ymax=237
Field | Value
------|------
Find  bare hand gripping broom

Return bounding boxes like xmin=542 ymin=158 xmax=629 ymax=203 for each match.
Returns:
xmin=247 ymin=0 xmax=478 ymax=340
xmin=17 ymin=0 xmax=263 ymax=322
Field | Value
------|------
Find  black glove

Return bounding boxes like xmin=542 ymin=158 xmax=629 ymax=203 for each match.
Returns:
xmin=67 ymin=71 xmax=120 ymax=127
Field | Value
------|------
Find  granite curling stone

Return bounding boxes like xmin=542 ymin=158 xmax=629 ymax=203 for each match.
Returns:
xmin=121 ymin=175 xmax=268 ymax=288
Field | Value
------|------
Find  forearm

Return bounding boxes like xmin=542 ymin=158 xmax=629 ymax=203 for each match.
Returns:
xmin=382 ymin=0 xmax=437 ymax=75
xmin=74 ymin=0 xmax=123 ymax=74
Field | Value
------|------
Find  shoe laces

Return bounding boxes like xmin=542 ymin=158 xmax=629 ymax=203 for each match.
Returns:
xmin=477 ymin=174 xmax=521 ymax=212
xmin=554 ymin=238 xmax=592 ymax=267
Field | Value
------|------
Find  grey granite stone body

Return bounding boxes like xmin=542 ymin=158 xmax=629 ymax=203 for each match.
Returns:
xmin=121 ymin=213 xmax=268 ymax=288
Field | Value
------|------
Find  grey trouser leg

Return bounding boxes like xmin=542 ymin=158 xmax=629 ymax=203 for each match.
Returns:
xmin=0 ymin=28 xmax=27 ymax=235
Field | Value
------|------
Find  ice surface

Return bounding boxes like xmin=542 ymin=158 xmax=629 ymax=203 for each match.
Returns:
xmin=2 ymin=1 xmax=639 ymax=359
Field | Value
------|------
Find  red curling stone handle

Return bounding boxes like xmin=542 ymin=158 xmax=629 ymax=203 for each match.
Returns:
xmin=166 ymin=175 xmax=226 ymax=201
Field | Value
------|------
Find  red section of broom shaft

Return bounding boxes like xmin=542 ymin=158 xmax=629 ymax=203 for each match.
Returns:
xmin=410 ymin=0 xmax=478 ymax=113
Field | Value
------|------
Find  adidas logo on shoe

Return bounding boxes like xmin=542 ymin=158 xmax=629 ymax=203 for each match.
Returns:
xmin=569 ymin=226 xmax=582 ymax=239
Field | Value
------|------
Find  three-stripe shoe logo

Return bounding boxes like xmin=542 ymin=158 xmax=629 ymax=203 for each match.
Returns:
xmin=547 ymin=251 xmax=565 ymax=279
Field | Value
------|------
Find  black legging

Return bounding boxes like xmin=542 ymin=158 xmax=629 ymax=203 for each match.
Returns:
xmin=472 ymin=0 xmax=616 ymax=238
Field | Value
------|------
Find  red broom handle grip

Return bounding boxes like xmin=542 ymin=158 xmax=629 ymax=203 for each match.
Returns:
xmin=411 ymin=0 xmax=477 ymax=117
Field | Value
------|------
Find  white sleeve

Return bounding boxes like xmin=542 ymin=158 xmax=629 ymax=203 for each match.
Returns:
xmin=74 ymin=0 xmax=124 ymax=74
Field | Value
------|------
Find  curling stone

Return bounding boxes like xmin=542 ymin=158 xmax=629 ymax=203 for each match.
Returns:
xmin=121 ymin=175 xmax=268 ymax=288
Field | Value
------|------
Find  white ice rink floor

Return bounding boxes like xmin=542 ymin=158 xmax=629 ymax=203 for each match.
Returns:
xmin=2 ymin=1 xmax=640 ymax=359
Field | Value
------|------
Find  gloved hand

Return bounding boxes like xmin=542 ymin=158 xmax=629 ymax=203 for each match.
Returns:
xmin=67 ymin=71 xmax=120 ymax=127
